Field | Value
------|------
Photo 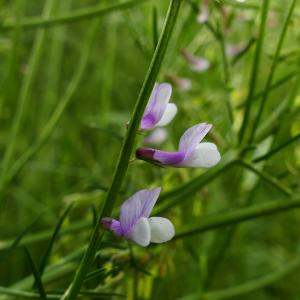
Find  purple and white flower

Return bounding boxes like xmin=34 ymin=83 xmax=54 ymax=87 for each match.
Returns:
xmin=144 ymin=128 xmax=168 ymax=146
xmin=140 ymin=83 xmax=177 ymax=130
xmin=136 ymin=123 xmax=221 ymax=168
xmin=101 ymin=188 xmax=174 ymax=247
xmin=167 ymin=74 xmax=192 ymax=91
xmin=181 ymin=49 xmax=210 ymax=73
xmin=197 ymin=0 xmax=209 ymax=24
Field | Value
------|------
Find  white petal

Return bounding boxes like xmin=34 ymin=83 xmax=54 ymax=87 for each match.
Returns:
xmin=143 ymin=128 xmax=168 ymax=145
xmin=149 ymin=217 xmax=175 ymax=243
xmin=155 ymin=103 xmax=177 ymax=127
xmin=128 ymin=217 xmax=151 ymax=247
xmin=181 ymin=142 xmax=221 ymax=168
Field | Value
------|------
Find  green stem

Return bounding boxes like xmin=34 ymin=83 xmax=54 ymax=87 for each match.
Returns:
xmin=253 ymin=133 xmax=300 ymax=162
xmin=61 ymin=1 xmax=182 ymax=299
xmin=2 ymin=0 xmax=150 ymax=30
xmin=249 ymin=0 xmax=297 ymax=143
xmin=238 ymin=0 xmax=270 ymax=144
xmin=237 ymin=160 xmax=292 ymax=196
xmin=202 ymin=256 xmax=300 ymax=299
xmin=175 ymin=196 xmax=300 ymax=239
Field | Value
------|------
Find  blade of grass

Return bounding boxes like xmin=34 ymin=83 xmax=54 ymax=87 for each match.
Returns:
xmin=255 ymin=67 xmax=300 ymax=142
xmin=237 ymin=160 xmax=292 ymax=196
xmin=253 ymin=133 xmax=300 ymax=162
xmin=0 ymin=214 xmax=42 ymax=261
xmin=249 ymin=0 xmax=297 ymax=143
xmin=36 ymin=205 xmax=73 ymax=282
xmin=0 ymin=19 xmax=99 ymax=194
xmin=175 ymin=196 xmax=300 ymax=239
xmin=238 ymin=0 xmax=270 ymax=145
xmin=2 ymin=0 xmax=150 ymax=30
xmin=231 ymin=37 xmax=256 ymax=65
xmin=204 ymin=256 xmax=300 ymax=300
xmin=0 ymin=287 xmax=124 ymax=299
xmin=0 ymin=220 xmax=89 ymax=251
xmin=152 ymin=6 xmax=159 ymax=52
xmin=61 ymin=1 xmax=182 ymax=299
xmin=0 ymin=0 xmax=56 ymax=200
xmin=24 ymin=247 xmax=47 ymax=300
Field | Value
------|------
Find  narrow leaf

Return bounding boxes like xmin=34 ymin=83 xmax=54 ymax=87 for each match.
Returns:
xmin=24 ymin=247 xmax=47 ymax=300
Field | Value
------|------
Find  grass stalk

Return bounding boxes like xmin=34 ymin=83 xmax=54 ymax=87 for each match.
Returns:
xmin=249 ymin=0 xmax=297 ymax=143
xmin=175 ymin=196 xmax=300 ymax=239
xmin=238 ymin=0 xmax=270 ymax=144
xmin=2 ymin=0 xmax=150 ymax=30
xmin=0 ymin=0 xmax=56 ymax=199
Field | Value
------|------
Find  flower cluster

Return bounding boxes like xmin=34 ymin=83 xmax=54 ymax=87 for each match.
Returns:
xmin=101 ymin=82 xmax=221 ymax=247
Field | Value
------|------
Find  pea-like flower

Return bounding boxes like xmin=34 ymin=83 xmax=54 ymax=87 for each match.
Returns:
xmin=140 ymin=83 xmax=177 ymax=130
xmin=101 ymin=188 xmax=175 ymax=247
xmin=181 ymin=49 xmax=210 ymax=73
xmin=197 ymin=0 xmax=209 ymax=24
xmin=144 ymin=128 xmax=168 ymax=146
xmin=136 ymin=123 xmax=221 ymax=168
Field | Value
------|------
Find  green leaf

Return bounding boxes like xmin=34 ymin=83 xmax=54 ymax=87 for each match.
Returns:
xmin=35 ymin=204 xmax=73 ymax=284
xmin=24 ymin=247 xmax=47 ymax=300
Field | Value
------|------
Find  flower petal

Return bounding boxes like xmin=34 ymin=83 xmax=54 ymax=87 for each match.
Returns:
xmin=153 ymin=150 xmax=186 ymax=166
xmin=144 ymin=128 xmax=168 ymax=145
xmin=128 ymin=217 xmax=151 ymax=247
xmin=141 ymin=83 xmax=172 ymax=129
xmin=190 ymin=58 xmax=210 ymax=72
xmin=180 ymin=142 xmax=221 ymax=168
xmin=155 ymin=103 xmax=178 ymax=127
xmin=101 ymin=218 xmax=123 ymax=236
xmin=149 ymin=217 xmax=175 ymax=243
xmin=120 ymin=188 xmax=161 ymax=235
xmin=179 ymin=123 xmax=212 ymax=151
xmin=144 ymin=83 xmax=159 ymax=115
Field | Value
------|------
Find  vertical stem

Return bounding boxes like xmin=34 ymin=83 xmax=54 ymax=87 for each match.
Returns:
xmin=238 ymin=0 xmax=270 ymax=145
xmin=249 ymin=0 xmax=297 ymax=143
xmin=61 ymin=1 xmax=182 ymax=299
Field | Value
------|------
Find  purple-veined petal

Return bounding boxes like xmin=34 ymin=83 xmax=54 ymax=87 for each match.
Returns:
xmin=155 ymin=103 xmax=178 ymax=127
xmin=101 ymin=218 xmax=123 ymax=237
xmin=179 ymin=123 xmax=212 ymax=151
xmin=180 ymin=142 xmax=221 ymax=168
xmin=149 ymin=217 xmax=175 ymax=243
xmin=120 ymin=188 xmax=161 ymax=235
xmin=153 ymin=150 xmax=186 ymax=166
xmin=144 ymin=83 xmax=159 ymax=115
xmin=144 ymin=128 xmax=168 ymax=145
xmin=128 ymin=217 xmax=151 ymax=247
xmin=140 ymin=113 xmax=157 ymax=129
xmin=141 ymin=83 xmax=172 ymax=130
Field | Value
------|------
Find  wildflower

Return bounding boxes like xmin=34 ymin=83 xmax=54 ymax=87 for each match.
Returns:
xmin=226 ymin=43 xmax=246 ymax=57
xmin=197 ymin=0 xmax=209 ymax=24
xmin=144 ymin=128 xmax=168 ymax=146
xmin=136 ymin=123 xmax=221 ymax=168
xmin=140 ymin=83 xmax=177 ymax=130
xmin=166 ymin=74 xmax=192 ymax=91
xmin=181 ymin=49 xmax=210 ymax=73
xmin=101 ymin=188 xmax=175 ymax=247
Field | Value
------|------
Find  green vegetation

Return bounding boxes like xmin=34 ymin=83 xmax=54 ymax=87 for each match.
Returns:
xmin=0 ymin=0 xmax=300 ymax=299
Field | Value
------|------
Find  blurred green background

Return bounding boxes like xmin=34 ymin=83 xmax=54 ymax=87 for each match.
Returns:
xmin=0 ymin=0 xmax=300 ymax=299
